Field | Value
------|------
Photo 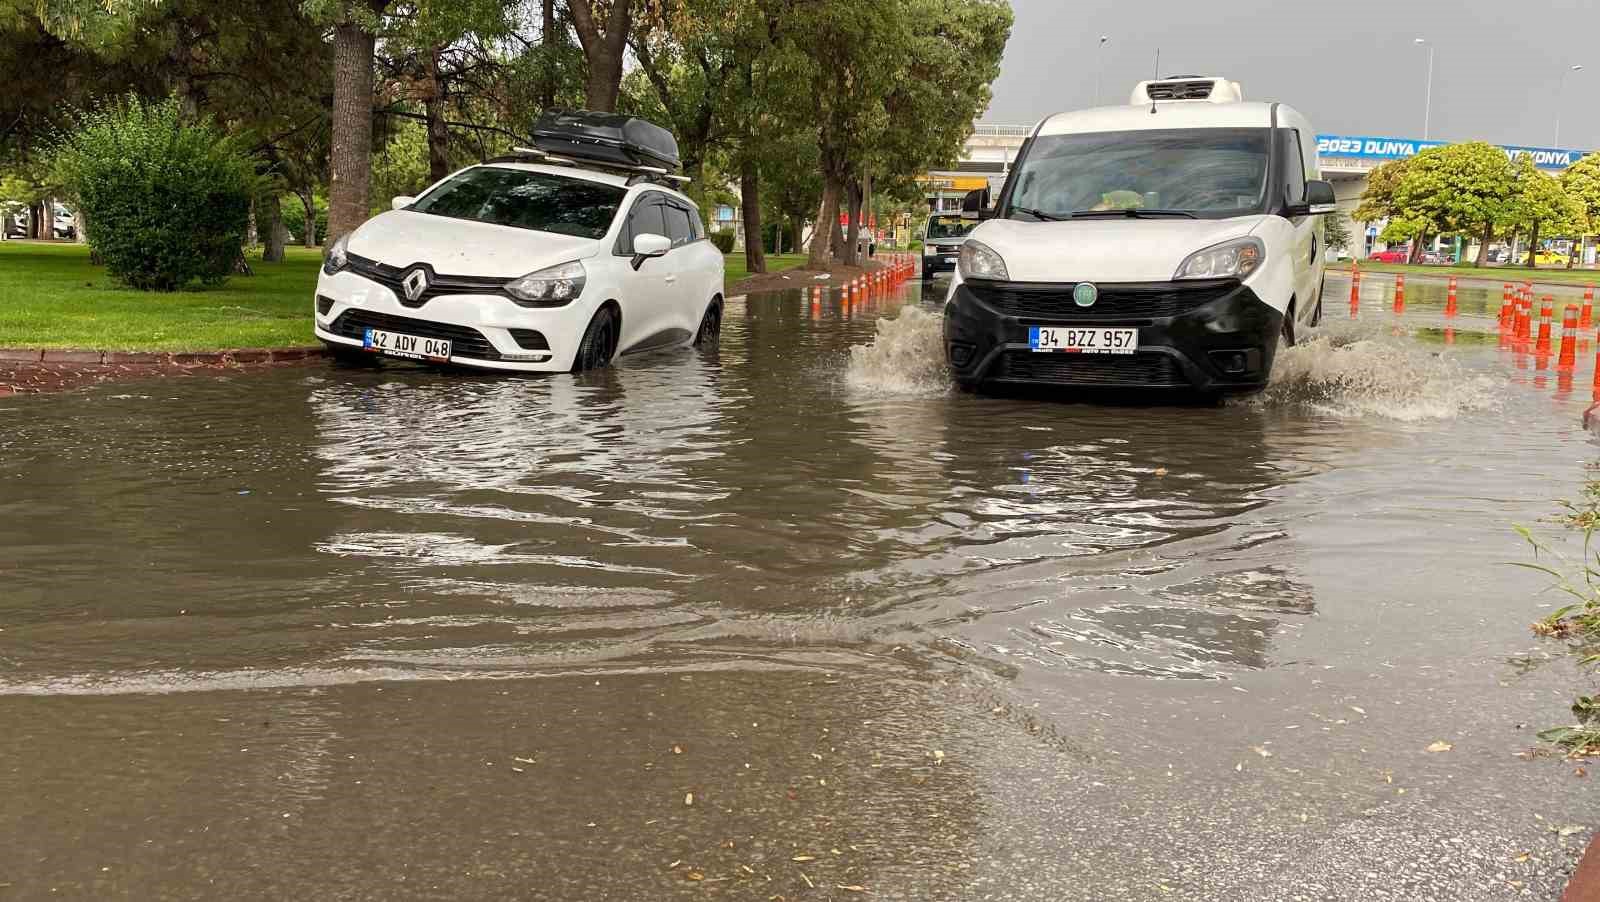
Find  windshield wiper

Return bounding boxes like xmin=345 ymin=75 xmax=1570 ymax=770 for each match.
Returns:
xmin=1065 ymin=208 xmax=1198 ymax=220
xmin=1010 ymin=206 xmax=1067 ymax=222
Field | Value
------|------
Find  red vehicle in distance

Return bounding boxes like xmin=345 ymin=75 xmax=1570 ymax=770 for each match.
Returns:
xmin=1368 ymin=248 xmax=1410 ymax=263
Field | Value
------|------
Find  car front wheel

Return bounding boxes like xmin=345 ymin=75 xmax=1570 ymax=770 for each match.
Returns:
xmin=694 ymin=302 xmax=722 ymax=347
xmin=572 ymin=306 xmax=619 ymax=373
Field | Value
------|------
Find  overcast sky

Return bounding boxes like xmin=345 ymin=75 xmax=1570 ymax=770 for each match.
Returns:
xmin=981 ymin=0 xmax=1598 ymax=151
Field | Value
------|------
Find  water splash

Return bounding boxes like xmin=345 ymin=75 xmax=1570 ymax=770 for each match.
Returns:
xmin=1255 ymin=327 xmax=1499 ymax=421
xmin=845 ymin=307 xmax=952 ymax=396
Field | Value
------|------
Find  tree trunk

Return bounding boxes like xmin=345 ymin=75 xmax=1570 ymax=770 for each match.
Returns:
xmin=425 ymin=47 xmax=450 ymax=183
xmin=538 ymin=0 xmax=558 ymax=109
xmin=262 ymin=195 xmax=287 ymax=263
xmin=1527 ymin=220 xmax=1541 ymax=269
xmin=808 ymin=177 xmax=842 ymax=269
xmin=740 ymin=159 xmax=766 ymax=275
xmin=842 ymin=179 xmax=862 ymax=267
xmin=327 ymin=4 xmax=381 ymax=246
xmin=861 ymin=173 xmax=873 ymax=257
xmin=300 ymin=192 xmax=318 ymax=247
xmin=1476 ymin=222 xmax=1492 ymax=267
xmin=568 ymin=0 xmax=631 ymax=113
xmin=30 ymin=200 xmax=46 ymax=239
xmin=1407 ymin=237 xmax=1424 ymax=265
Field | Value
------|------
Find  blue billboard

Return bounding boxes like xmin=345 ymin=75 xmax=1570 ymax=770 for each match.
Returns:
xmin=1315 ymin=134 xmax=1589 ymax=171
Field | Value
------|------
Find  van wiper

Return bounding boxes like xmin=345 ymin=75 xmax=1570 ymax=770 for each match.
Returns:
xmin=1066 ymin=208 xmax=1198 ymax=219
xmin=1011 ymin=206 xmax=1067 ymax=222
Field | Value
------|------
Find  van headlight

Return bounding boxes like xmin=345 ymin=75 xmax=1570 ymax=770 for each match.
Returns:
xmin=323 ymin=232 xmax=352 ymax=275
xmin=505 ymin=260 xmax=586 ymax=307
xmin=958 ymin=240 xmax=1009 ymax=281
xmin=1174 ymin=237 xmax=1264 ymax=280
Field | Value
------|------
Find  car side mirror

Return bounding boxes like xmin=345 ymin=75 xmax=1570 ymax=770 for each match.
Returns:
xmin=1301 ymin=180 xmax=1337 ymax=215
xmin=392 ymin=196 xmax=416 ymax=211
xmin=631 ymin=232 xmax=671 ymax=270
xmin=961 ymin=187 xmax=993 ymax=221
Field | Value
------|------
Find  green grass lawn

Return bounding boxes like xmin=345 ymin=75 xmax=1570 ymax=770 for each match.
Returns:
xmin=723 ymin=252 xmax=807 ymax=285
xmin=1331 ymin=260 xmax=1600 ymax=287
xmin=0 ymin=242 xmax=811 ymax=352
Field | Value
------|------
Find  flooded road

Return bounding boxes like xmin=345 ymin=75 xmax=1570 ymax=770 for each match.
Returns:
xmin=3 ymin=273 xmax=1598 ymax=899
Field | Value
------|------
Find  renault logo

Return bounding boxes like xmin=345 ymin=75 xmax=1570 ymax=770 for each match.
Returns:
xmin=401 ymin=267 xmax=430 ymax=302
xmin=1073 ymin=282 xmax=1098 ymax=307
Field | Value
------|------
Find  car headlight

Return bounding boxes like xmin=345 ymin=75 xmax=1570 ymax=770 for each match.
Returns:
xmin=923 ymin=245 xmax=937 ymax=256
xmin=505 ymin=260 xmax=586 ymax=307
xmin=958 ymin=240 xmax=1009 ymax=281
xmin=323 ymin=232 xmax=351 ymax=275
xmin=1174 ymin=237 xmax=1265 ymax=280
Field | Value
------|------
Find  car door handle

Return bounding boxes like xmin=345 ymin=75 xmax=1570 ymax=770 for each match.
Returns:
xmin=664 ymin=275 xmax=678 ymax=283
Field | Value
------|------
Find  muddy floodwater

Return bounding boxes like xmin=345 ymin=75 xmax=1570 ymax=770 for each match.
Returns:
xmin=3 ymin=274 xmax=1599 ymax=900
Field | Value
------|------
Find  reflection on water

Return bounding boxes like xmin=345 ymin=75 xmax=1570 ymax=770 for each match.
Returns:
xmin=0 ymin=275 xmax=1574 ymax=699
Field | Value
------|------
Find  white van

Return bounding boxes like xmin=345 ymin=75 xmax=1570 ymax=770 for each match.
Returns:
xmin=944 ymin=76 xmax=1333 ymax=393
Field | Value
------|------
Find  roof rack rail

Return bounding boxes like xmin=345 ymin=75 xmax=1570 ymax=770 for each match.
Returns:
xmin=489 ymin=146 xmax=691 ymax=187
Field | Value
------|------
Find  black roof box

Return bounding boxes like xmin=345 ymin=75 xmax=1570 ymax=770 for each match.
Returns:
xmin=530 ymin=110 xmax=680 ymax=172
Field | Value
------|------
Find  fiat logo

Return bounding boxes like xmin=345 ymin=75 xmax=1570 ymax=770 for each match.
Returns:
xmin=1073 ymin=282 xmax=1098 ymax=307
xmin=401 ymin=267 xmax=430 ymax=302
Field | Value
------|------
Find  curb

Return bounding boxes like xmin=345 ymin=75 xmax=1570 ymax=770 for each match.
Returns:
xmin=0 ymin=346 xmax=327 ymax=366
xmin=1566 ymin=836 xmax=1600 ymax=902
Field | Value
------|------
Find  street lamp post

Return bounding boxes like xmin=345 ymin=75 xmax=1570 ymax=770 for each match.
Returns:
xmin=1415 ymin=38 xmax=1435 ymax=140
xmin=1095 ymin=36 xmax=1109 ymax=106
xmin=1556 ymin=64 xmax=1584 ymax=148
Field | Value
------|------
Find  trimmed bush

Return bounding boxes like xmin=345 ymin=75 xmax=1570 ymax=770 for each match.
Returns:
xmin=54 ymin=96 xmax=257 ymax=290
xmin=709 ymin=229 xmax=736 ymax=254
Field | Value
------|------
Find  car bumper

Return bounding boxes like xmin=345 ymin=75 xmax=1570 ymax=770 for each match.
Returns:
xmin=921 ymin=249 xmax=960 ymax=277
xmin=943 ymin=278 xmax=1283 ymax=393
xmin=312 ymin=270 xmax=582 ymax=372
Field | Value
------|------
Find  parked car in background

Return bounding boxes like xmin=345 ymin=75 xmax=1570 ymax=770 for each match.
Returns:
xmin=53 ymin=205 xmax=77 ymax=240
xmin=921 ymin=214 xmax=976 ymax=280
xmin=1368 ymin=249 xmax=1409 ymax=263
xmin=1421 ymin=251 xmax=1452 ymax=265
xmin=1522 ymin=249 xmax=1571 ymax=266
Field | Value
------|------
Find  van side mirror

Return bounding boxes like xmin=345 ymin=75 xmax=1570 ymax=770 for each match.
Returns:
xmin=961 ymin=187 xmax=993 ymax=221
xmin=392 ymin=196 xmax=416 ymax=211
xmin=1302 ymin=180 xmax=1337 ymax=215
xmin=631 ymin=232 xmax=671 ymax=270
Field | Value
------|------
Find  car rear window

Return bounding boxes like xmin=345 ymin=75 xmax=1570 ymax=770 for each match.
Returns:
xmin=408 ymin=167 xmax=626 ymax=239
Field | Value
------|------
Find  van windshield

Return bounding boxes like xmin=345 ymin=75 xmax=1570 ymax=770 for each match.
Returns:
xmin=1006 ymin=128 xmax=1271 ymax=220
xmin=409 ymin=167 xmax=626 ymax=239
xmin=925 ymin=215 xmax=976 ymax=240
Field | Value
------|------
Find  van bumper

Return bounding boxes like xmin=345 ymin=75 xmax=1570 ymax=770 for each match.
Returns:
xmin=943 ymin=278 xmax=1283 ymax=393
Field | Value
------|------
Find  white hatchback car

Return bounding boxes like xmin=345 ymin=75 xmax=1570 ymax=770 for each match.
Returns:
xmin=314 ymin=116 xmax=724 ymax=373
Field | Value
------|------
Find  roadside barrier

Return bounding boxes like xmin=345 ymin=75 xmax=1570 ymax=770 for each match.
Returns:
xmin=1559 ymin=306 xmax=1579 ymax=371
xmin=1537 ymin=297 xmax=1555 ymax=356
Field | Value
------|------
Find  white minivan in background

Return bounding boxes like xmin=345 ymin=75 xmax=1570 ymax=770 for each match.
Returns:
xmin=944 ymin=76 xmax=1334 ymax=394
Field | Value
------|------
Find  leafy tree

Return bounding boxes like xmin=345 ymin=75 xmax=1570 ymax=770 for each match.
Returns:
xmin=1323 ymin=213 xmax=1351 ymax=253
xmin=1563 ymin=152 xmax=1600 ymax=240
xmin=1389 ymin=143 xmax=1515 ymax=267
xmin=54 ymin=96 xmax=258 ymax=289
xmin=1352 ymin=158 xmax=1409 ymax=229
xmin=1506 ymin=154 xmax=1586 ymax=269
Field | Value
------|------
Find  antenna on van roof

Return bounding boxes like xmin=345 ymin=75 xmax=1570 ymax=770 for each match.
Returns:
xmin=1150 ymin=50 xmax=1160 ymax=114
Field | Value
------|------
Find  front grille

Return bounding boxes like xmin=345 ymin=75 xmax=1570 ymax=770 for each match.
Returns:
xmin=993 ymin=351 xmax=1186 ymax=387
xmin=345 ymin=254 xmax=511 ymax=308
xmin=966 ymin=279 xmax=1237 ymax=321
xmin=507 ymin=329 xmax=550 ymax=350
xmin=327 ymin=309 xmax=502 ymax=360
xmin=1145 ymin=80 xmax=1215 ymax=100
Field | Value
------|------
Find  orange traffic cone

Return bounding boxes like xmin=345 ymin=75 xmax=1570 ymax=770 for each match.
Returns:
xmin=1584 ymin=286 xmax=1596 ymax=330
xmin=1536 ymin=296 xmax=1555 ymax=355
xmin=1393 ymin=273 xmax=1406 ymax=313
xmin=1558 ymin=305 xmax=1579 ymax=372
xmin=1445 ymin=276 xmax=1458 ymax=317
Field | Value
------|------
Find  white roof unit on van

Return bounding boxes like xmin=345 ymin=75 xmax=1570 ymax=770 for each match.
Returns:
xmin=1130 ymin=76 xmax=1245 ymax=105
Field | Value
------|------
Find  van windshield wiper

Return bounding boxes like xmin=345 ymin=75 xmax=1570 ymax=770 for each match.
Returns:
xmin=1065 ymin=208 xmax=1198 ymax=220
xmin=1010 ymin=206 xmax=1067 ymax=222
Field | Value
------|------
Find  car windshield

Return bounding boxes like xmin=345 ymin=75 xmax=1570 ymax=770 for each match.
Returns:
xmin=408 ymin=167 xmax=626 ymax=239
xmin=926 ymin=216 xmax=976 ymax=240
xmin=1006 ymin=128 xmax=1271 ymax=220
